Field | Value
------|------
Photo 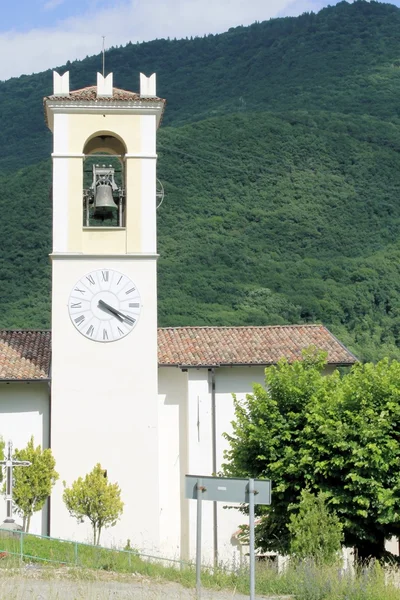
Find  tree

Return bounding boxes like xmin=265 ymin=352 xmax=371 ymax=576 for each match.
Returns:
xmin=288 ymin=489 xmax=343 ymax=564
xmin=306 ymin=358 xmax=400 ymax=559
xmin=12 ymin=436 xmax=58 ymax=532
xmin=63 ymin=463 xmax=124 ymax=545
xmin=223 ymin=348 xmax=329 ymax=554
xmin=223 ymin=350 xmax=400 ymax=560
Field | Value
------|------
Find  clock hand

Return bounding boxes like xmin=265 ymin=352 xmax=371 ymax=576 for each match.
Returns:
xmin=98 ymin=300 xmax=136 ymax=326
xmin=98 ymin=299 xmax=124 ymax=322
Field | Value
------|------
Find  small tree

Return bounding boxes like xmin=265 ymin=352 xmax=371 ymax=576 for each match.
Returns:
xmin=288 ymin=489 xmax=343 ymax=564
xmin=12 ymin=436 xmax=58 ymax=532
xmin=63 ymin=463 xmax=124 ymax=545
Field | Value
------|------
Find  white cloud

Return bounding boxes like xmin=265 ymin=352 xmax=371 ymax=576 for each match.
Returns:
xmin=43 ymin=0 xmax=66 ymax=10
xmin=0 ymin=0 xmax=311 ymax=81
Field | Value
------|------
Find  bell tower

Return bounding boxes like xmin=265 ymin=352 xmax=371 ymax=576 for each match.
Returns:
xmin=45 ymin=72 xmax=165 ymax=547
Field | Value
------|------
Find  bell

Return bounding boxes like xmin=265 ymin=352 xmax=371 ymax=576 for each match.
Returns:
xmin=93 ymin=183 xmax=118 ymax=220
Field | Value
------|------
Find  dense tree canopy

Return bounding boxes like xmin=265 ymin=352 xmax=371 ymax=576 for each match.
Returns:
xmin=223 ymin=351 xmax=400 ymax=559
xmin=1 ymin=1 xmax=400 ymax=360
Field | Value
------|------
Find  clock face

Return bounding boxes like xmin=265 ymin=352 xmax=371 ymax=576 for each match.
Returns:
xmin=68 ymin=269 xmax=141 ymax=342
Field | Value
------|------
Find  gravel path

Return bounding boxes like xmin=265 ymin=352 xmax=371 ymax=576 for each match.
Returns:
xmin=0 ymin=570 xmax=293 ymax=600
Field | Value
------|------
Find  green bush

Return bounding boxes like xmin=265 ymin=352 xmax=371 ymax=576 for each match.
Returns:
xmin=288 ymin=489 xmax=343 ymax=565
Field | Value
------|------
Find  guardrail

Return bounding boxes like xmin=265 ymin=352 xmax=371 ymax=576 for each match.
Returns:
xmin=0 ymin=527 xmax=190 ymax=572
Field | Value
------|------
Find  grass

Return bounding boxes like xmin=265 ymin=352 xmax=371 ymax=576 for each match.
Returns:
xmin=0 ymin=530 xmax=400 ymax=598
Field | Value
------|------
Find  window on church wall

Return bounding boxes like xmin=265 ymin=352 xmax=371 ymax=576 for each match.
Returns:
xmin=82 ymin=134 xmax=126 ymax=228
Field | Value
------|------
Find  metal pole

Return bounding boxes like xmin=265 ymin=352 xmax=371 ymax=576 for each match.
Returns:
xmin=210 ymin=368 xmax=218 ymax=568
xmin=102 ymin=36 xmax=106 ymax=77
xmin=196 ymin=479 xmax=203 ymax=600
xmin=249 ymin=478 xmax=255 ymax=600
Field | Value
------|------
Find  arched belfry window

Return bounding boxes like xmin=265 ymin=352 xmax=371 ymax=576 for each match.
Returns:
xmin=83 ymin=133 xmax=126 ymax=228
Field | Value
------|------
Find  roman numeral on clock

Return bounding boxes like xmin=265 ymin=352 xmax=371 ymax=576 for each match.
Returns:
xmin=69 ymin=270 xmax=140 ymax=341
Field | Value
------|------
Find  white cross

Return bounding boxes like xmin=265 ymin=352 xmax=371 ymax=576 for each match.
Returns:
xmin=0 ymin=441 xmax=31 ymax=522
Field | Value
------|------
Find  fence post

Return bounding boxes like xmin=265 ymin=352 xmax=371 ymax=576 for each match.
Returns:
xmin=74 ymin=541 xmax=78 ymax=566
xmin=20 ymin=530 xmax=23 ymax=562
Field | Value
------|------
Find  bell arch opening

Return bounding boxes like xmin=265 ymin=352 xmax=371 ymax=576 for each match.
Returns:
xmin=82 ymin=133 xmax=127 ymax=228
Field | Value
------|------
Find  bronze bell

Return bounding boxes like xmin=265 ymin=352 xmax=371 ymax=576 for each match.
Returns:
xmin=93 ymin=183 xmax=118 ymax=219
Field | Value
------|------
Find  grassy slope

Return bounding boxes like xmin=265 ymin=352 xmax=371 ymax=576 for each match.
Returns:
xmin=0 ymin=530 xmax=399 ymax=599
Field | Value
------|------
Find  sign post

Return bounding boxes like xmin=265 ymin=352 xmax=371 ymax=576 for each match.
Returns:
xmin=185 ymin=475 xmax=272 ymax=600
xmin=196 ymin=478 xmax=203 ymax=599
xmin=249 ymin=478 xmax=255 ymax=600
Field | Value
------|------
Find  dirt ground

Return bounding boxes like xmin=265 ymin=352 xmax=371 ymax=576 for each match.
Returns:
xmin=0 ymin=568 xmax=293 ymax=599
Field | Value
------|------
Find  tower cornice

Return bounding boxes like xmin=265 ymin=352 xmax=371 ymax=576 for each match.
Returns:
xmin=44 ymin=100 xmax=165 ymax=131
xmin=49 ymin=252 xmax=159 ymax=260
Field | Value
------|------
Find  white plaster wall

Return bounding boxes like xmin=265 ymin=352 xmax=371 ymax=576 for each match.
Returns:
xmin=52 ymin=114 xmax=69 ymax=253
xmin=140 ymin=115 xmax=157 ymax=254
xmin=0 ymin=382 xmax=50 ymax=535
xmin=186 ymin=369 xmax=214 ymax=563
xmin=51 ymin=257 xmax=159 ymax=551
xmin=215 ymin=367 xmax=266 ymax=566
xmin=157 ymin=367 xmax=188 ymax=559
xmin=184 ymin=367 xmax=267 ymax=566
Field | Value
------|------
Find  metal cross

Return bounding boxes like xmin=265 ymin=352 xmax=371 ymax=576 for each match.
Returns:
xmin=0 ymin=441 xmax=31 ymax=522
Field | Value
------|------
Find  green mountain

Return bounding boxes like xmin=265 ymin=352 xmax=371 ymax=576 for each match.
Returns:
xmin=2 ymin=0 xmax=400 ymax=361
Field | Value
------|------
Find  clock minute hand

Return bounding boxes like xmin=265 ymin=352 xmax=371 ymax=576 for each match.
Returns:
xmin=98 ymin=300 xmax=136 ymax=326
xmin=98 ymin=299 xmax=124 ymax=322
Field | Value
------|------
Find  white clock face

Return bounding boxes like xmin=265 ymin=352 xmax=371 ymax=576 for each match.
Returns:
xmin=68 ymin=269 xmax=141 ymax=342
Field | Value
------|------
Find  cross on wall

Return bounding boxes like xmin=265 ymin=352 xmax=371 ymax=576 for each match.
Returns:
xmin=0 ymin=441 xmax=31 ymax=522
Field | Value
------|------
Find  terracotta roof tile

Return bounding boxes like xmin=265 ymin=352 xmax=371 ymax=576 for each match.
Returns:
xmin=157 ymin=325 xmax=357 ymax=367
xmin=0 ymin=325 xmax=356 ymax=380
xmin=0 ymin=331 xmax=51 ymax=380
xmin=44 ymin=86 xmax=165 ymax=103
xmin=44 ymin=85 xmax=166 ymax=128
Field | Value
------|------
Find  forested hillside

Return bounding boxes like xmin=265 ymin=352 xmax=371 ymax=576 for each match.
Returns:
xmin=1 ymin=0 xmax=400 ymax=361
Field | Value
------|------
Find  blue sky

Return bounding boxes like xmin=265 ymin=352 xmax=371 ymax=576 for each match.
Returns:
xmin=0 ymin=0 xmax=399 ymax=81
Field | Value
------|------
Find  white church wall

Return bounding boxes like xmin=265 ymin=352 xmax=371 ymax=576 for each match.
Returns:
xmin=158 ymin=367 xmax=188 ymax=559
xmin=214 ymin=367 xmax=266 ymax=566
xmin=186 ymin=369 xmax=214 ymax=563
xmin=184 ymin=366 xmax=267 ymax=566
xmin=0 ymin=382 xmax=49 ymax=535
xmin=50 ymin=257 xmax=159 ymax=551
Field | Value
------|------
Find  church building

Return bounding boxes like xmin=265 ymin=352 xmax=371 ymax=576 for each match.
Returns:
xmin=0 ymin=71 xmax=356 ymax=565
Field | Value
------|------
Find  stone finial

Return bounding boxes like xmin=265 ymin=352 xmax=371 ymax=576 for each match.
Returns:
xmin=140 ymin=73 xmax=156 ymax=97
xmin=97 ymin=72 xmax=113 ymax=97
xmin=53 ymin=71 xmax=70 ymax=96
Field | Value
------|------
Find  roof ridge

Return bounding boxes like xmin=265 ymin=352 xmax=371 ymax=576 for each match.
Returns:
xmin=0 ymin=329 xmax=51 ymax=333
xmin=158 ymin=324 xmax=324 ymax=330
xmin=69 ymin=85 xmax=138 ymax=94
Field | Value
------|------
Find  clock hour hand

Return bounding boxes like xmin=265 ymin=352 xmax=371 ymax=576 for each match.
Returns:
xmin=98 ymin=300 xmax=135 ymax=326
xmin=98 ymin=299 xmax=124 ymax=322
